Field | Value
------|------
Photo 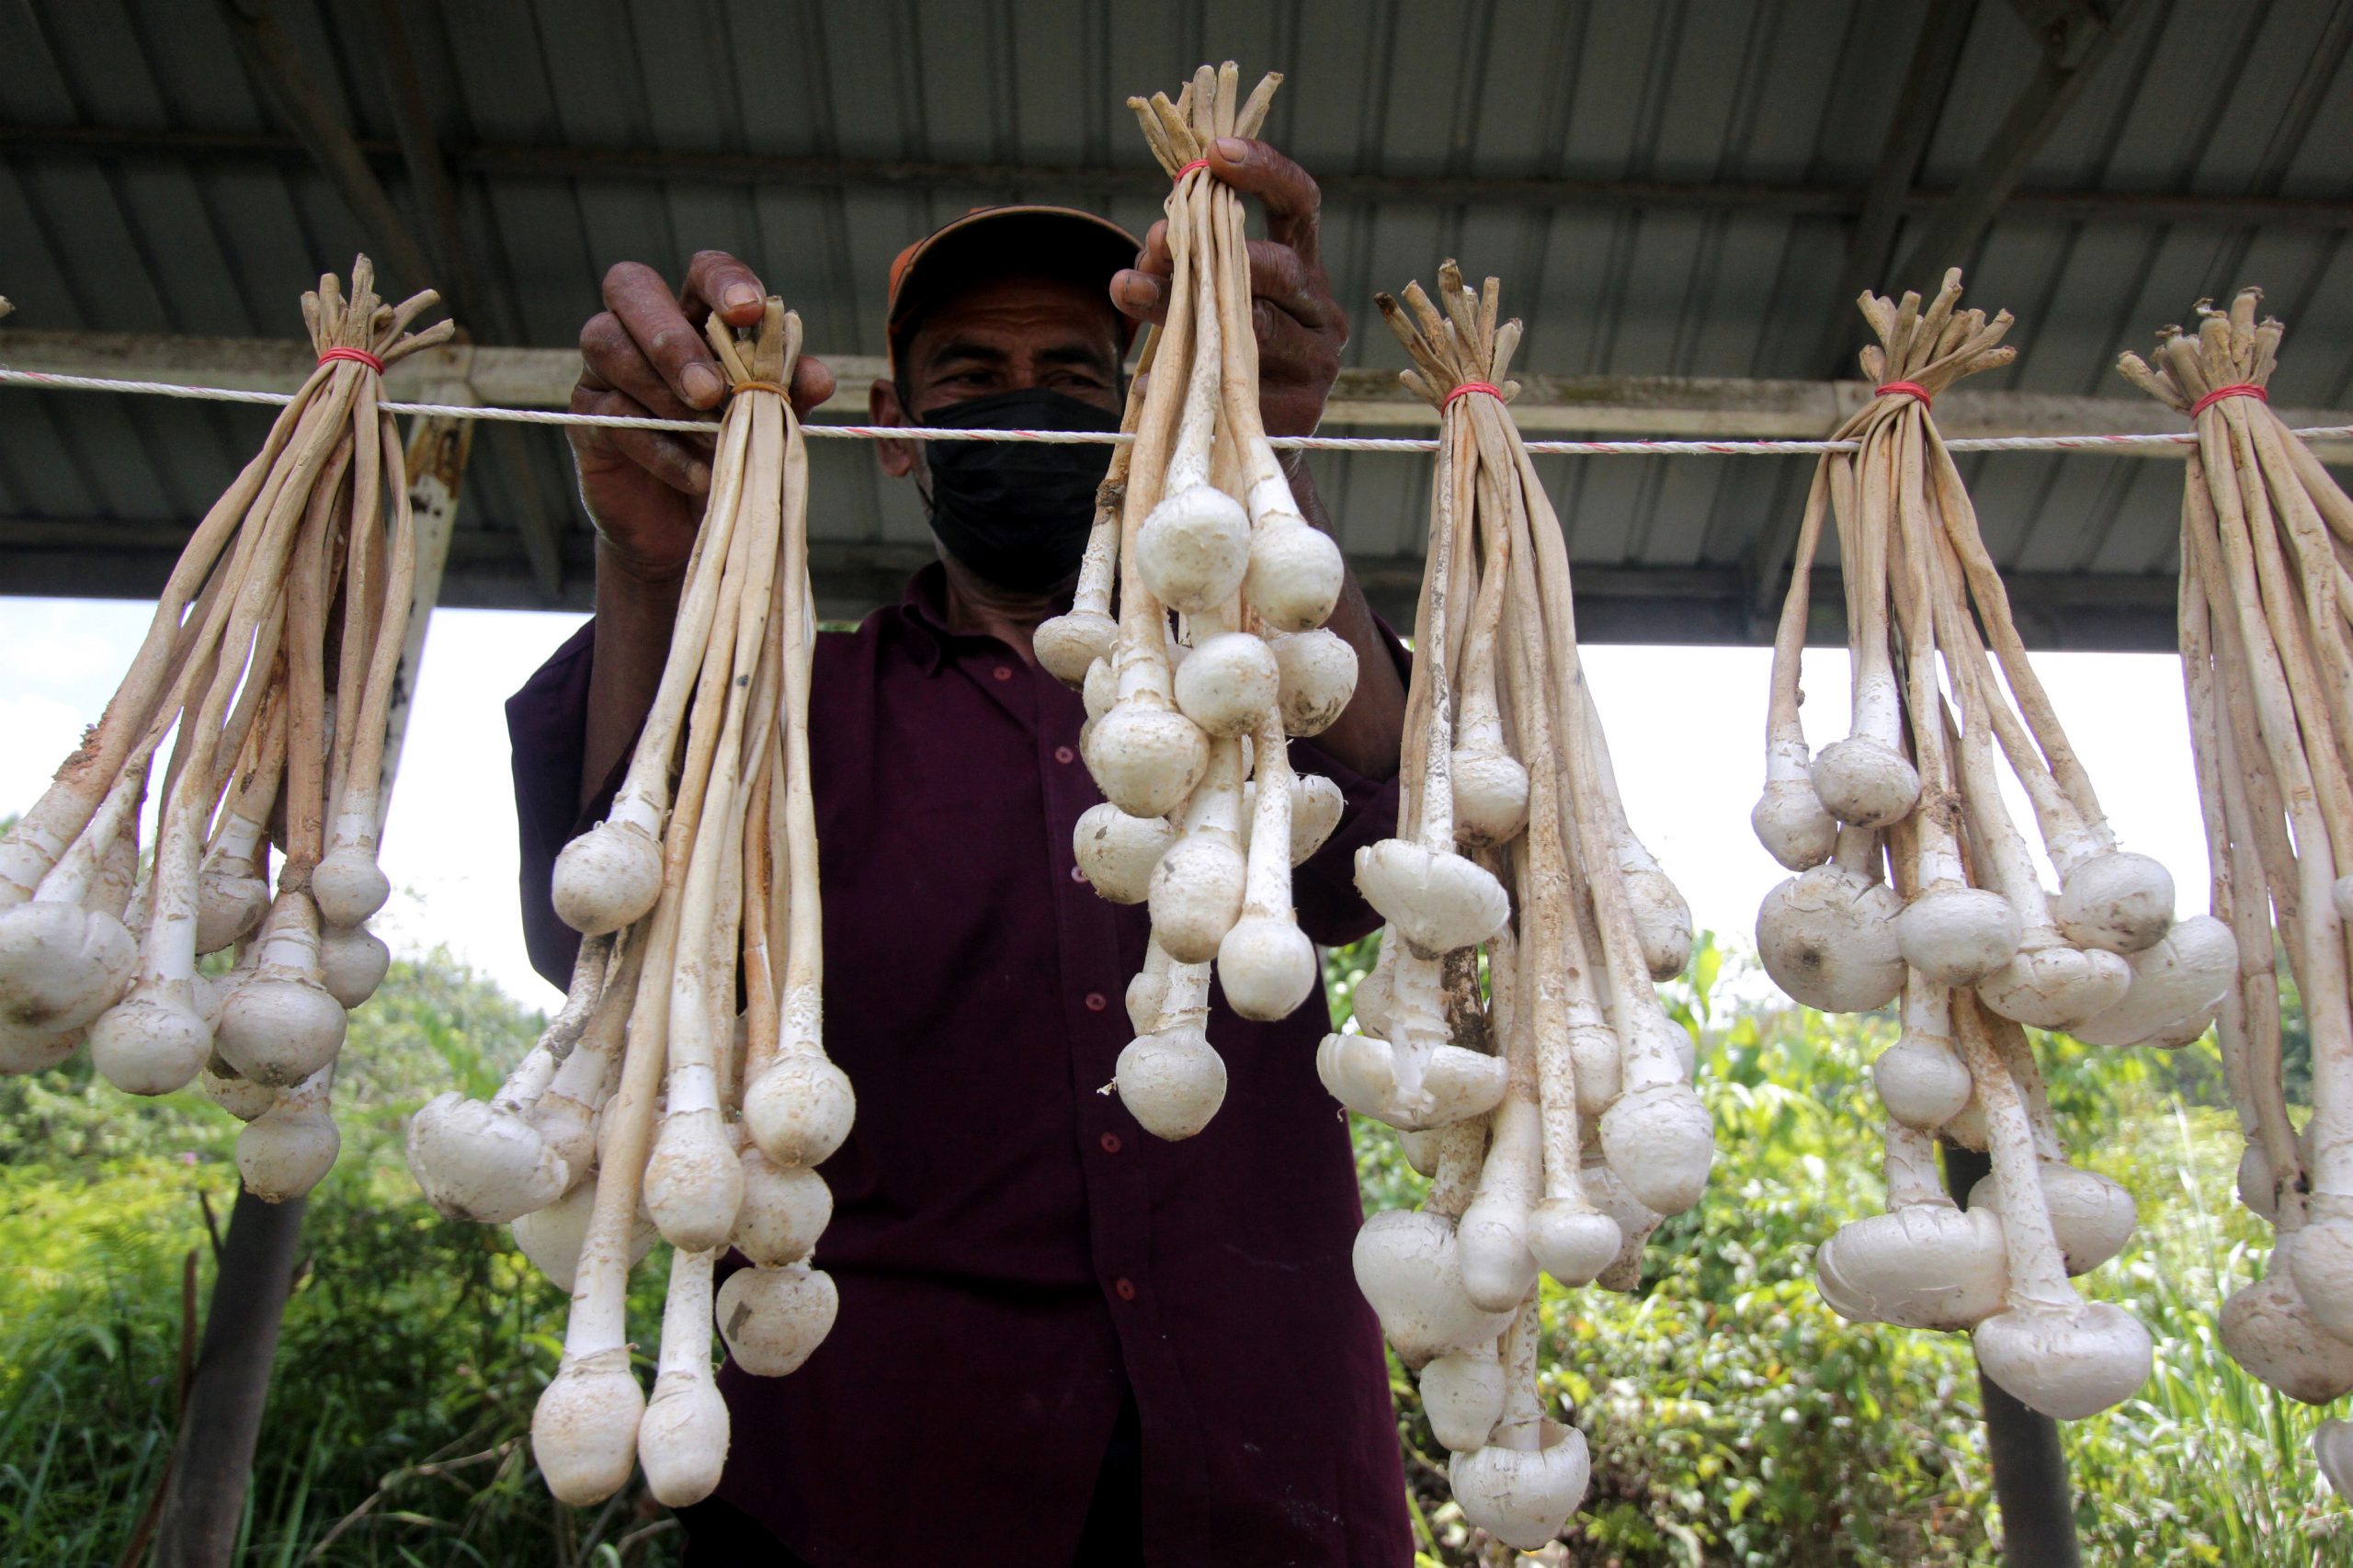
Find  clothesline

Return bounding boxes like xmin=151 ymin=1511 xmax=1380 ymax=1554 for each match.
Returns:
xmin=5 ymin=364 xmax=2350 ymax=459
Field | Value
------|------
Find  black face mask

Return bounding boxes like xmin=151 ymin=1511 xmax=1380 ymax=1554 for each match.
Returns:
xmin=914 ymin=386 xmax=1120 ymax=592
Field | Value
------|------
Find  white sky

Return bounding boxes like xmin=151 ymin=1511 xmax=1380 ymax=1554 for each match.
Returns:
xmin=0 ymin=597 xmax=2205 ymax=1010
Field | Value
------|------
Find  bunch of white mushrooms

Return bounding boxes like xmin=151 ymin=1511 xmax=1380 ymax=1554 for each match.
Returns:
xmin=1759 ymin=271 xmax=2177 ymax=1424
xmin=1038 ymin=63 xmax=1354 ymax=1142
xmin=1326 ymin=266 xmax=1703 ymax=1552
xmin=404 ymin=303 xmax=845 ymax=1510
xmin=2121 ymin=289 xmax=2353 ymax=1495
xmin=0 ymin=258 xmax=449 ymax=1203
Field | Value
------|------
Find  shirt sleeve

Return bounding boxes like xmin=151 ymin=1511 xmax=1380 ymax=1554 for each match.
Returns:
xmin=1286 ymin=617 xmax=1413 ymax=949
xmin=505 ymin=620 xmax=622 ymax=991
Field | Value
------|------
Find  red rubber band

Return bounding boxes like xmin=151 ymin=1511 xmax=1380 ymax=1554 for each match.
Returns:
xmin=1876 ymin=381 xmax=1932 ymax=408
xmin=2190 ymin=381 xmax=2268 ymax=418
xmin=1173 ymin=158 xmax=1211 ymax=183
xmin=1443 ymin=381 xmax=1505 ymax=409
xmin=317 ymin=346 xmax=386 ymax=374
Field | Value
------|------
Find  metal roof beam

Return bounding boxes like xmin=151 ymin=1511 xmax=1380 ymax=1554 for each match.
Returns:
xmin=10 ymin=328 xmax=2347 ymax=455
xmin=7 ymin=122 xmax=2353 ymax=231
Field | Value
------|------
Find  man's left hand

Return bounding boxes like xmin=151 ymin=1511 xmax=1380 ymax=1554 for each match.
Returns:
xmin=1110 ymin=138 xmax=1346 ymax=440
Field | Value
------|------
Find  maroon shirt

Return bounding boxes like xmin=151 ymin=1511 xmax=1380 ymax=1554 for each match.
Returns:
xmin=507 ymin=564 xmax=1413 ymax=1567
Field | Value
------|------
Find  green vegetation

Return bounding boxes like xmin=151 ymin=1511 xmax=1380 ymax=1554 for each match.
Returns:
xmin=0 ymin=939 xmax=2345 ymax=1565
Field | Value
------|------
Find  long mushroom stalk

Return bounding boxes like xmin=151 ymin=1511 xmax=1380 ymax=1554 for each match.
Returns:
xmin=1075 ymin=63 xmax=1352 ymax=1143
xmin=1747 ymin=271 xmax=2184 ymax=1426
xmin=0 ymin=259 xmax=447 ymax=1199
xmin=2121 ymin=289 xmax=2353 ymax=1415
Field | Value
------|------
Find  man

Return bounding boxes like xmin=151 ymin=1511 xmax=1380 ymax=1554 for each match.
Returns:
xmin=506 ymin=135 xmax=1414 ymax=1566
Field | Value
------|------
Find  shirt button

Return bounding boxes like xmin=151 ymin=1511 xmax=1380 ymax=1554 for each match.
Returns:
xmin=1114 ymin=1277 xmax=1138 ymax=1301
xmin=1054 ymin=744 xmax=1075 ymax=764
xmin=1099 ymin=1131 xmax=1123 ymax=1154
xmin=1069 ymin=865 xmax=1087 ymax=884
xmin=993 ymin=665 xmax=1014 ymax=682
xmin=1084 ymin=992 xmax=1108 ymax=1012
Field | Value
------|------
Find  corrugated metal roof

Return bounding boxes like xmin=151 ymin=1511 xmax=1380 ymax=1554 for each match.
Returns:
xmin=3 ymin=0 xmax=2350 ymax=645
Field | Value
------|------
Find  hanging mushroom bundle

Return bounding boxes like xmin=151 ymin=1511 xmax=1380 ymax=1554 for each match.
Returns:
xmin=2117 ymin=290 xmax=2353 ymax=1474
xmin=402 ymin=302 xmax=846 ymax=1510
xmin=1324 ymin=265 xmax=1703 ymax=1551
xmin=1037 ymin=62 xmax=1353 ymax=1142
xmin=1758 ymin=271 xmax=2176 ymax=1423
xmin=0 ymin=258 xmax=449 ymax=1203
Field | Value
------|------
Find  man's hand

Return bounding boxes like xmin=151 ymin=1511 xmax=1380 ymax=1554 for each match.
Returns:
xmin=572 ymin=250 xmax=836 ymax=583
xmin=1109 ymin=138 xmax=1346 ymax=440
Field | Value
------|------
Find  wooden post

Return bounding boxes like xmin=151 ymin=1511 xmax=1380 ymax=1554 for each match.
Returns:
xmin=148 ymin=408 xmax=472 ymax=1568
xmin=1943 ymin=1141 xmax=2084 ymax=1567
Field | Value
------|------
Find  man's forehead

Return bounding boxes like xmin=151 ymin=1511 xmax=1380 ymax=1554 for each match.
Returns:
xmin=905 ymin=274 xmax=1120 ymax=360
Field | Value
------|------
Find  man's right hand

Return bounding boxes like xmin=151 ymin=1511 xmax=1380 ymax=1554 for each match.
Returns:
xmin=571 ymin=250 xmax=837 ymax=583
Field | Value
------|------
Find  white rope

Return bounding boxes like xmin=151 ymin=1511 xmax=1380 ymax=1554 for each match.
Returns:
xmin=4 ymin=364 xmax=2349 ymax=458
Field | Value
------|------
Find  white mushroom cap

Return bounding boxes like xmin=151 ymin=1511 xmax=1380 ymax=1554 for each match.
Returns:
xmin=1755 ymin=865 xmax=1905 ymax=1015
xmin=1972 ymin=1299 xmax=2152 ymax=1420
xmin=551 ymin=818 xmax=663 ymax=937
xmin=733 ymin=1150 xmax=833 ymax=1267
xmin=195 ymin=868 xmax=269 ymax=956
xmin=2054 ymin=850 xmax=2175 ymax=955
xmin=199 ymin=1055 xmax=277 ymax=1121
xmin=318 ymin=923 xmax=390 ymax=1009
xmin=1976 ymin=940 xmax=2131 ymax=1031
xmin=237 ymin=1088 xmax=341 ymax=1201
xmin=715 ymin=1261 xmax=839 ymax=1376
xmin=1353 ymin=840 xmax=1510 ymax=957
xmin=1124 ymin=966 xmax=1170 ymax=1038
xmin=1894 ymin=887 xmax=2021 ymax=986
xmin=1449 ymin=747 xmax=1529 ymax=848
xmin=742 ymin=1055 xmax=857 ymax=1170
xmin=643 ymin=1107 xmax=745 ymax=1252
xmin=1814 ymin=1204 xmax=2007 ymax=1331
xmin=1349 ymin=1209 xmax=1518 ymax=1368
xmin=1172 ymin=631 xmax=1280 ymax=738
xmin=1417 ymin=1345 xmax=1506 ymax=1453
xmin=1347 ymin=939 xmax=1396 ymax=1038
xmin=2218 ymin=1234 xmax=2353 ymax=1404
xmin=1563 ymin=1007 xmax=1620 ymax=1121
xmin=1245 ymin=514 xmax=1345 ymax=633
xmin=510 ymin=1178 xmax=657 ymax=1293
xmin=1115 ymin=1028 xmax=1227 ymax=1141
xmin=1750 ymin=778 xmax=1837 ymax=872
xmin=1623 ymin=867 xmax=1694 ymax=982
xmin=1035 ymin=609 xmax=1119 ymax=689
xmin=1872 ymin=1024 xmax=1972 ymax=1133
xmin=1137 ymin=483 xmax=1252 ymax=613
xmin=1527 ymin=1200 xmax=1622 ymax=1289
xmin=1313 ymin=1032 xmax=1506 ymax=1131
xmin=1083 ymin=702 xmax=1211 ymax=820
xmin=0 ymin=900 xmax=136 ymax=1040
xmin=1808 ymin=734 xmax=1919 ymax=828
xmin=2289 ymin=1217 xmax=2353 ymax=1347
xmin=88 ymin=985 xmax=212 ymax=1096
xmin=1969 ymin=1160 xmax=2136 ymax=1277
xmin=2318 ymin=1419 xmax=2353 ymax=1500
xmin=0 ymin=1022 xmax=81 ymax=1075
xmin=407 ymin=1090 xmax=569 ymax=1222
xmin=2066 ymin=915 xmax=2234 ymax=1048
xmin=1073 ymin=803 xmax=1176 ymax=905
xmin=1397 ymin=1127 xmax=1444 ymax=1177
xmin=1082 ymin=655 xmax=1117 ymax=722
xmin=1449 ymin=1419 xmax=1590 ymax=1552
xmin=530 ymin=1346 xmax=643 ymax=1505
xmin=215 ymin=970 xmax=347 ymax=1087
xmin=1286 ymin=773 xmax=1345 ymax=865
xmin=1583 ymin=1151 xmax=1665 ymax=1294
xmin=311 ymin=846 xmax=392 ymax=929
xmin=1270 ymin=629 xmax=1358 ymax=738
xmin=2236 ymin=1142 xmax=2279 ymax=1224
xmin=1147 ymin=835 xmax=1246 ymax=963
xmin=639 ymin=1359 xmax=730 ymax=1506
xmin=1598 ymin=1079 xmax=1713 ymax=1218
xmin=1217 ymin=915 xmax=1318 ymax=1022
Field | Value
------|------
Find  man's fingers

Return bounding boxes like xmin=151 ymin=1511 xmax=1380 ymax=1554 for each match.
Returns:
xmin=1110 ymin=268 xmax=1166 ymax=326
xmin=579 ymin=310 xmax=710 ymax=422
xmin=1252 ymin=301 xmax=1337 ymax=386
xmin=569 ymin=384 xmax=713 ymax=495
xmin=682 ymin=250 xmax=770 ymax=327
xmin=1244 ymin=239 xmax=1343 ymax=333
xmin=603 ymin=261 xmax=730 ymax=410
xmin=790 ymin=354 xmax=837 ymax=418
xmin=1208 ymin=138 xmax=1323 ymax=267
xmin=1138 ymin=220 xmax=1173 ymax=278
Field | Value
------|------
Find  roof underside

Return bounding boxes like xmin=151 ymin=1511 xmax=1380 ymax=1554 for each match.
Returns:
xmin=4 ymin=0 xmax=2351 ymax=647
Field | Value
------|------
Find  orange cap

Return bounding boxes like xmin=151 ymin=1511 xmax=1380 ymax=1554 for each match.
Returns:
xmin=885 ymin=204 xmax=1142 ymax=365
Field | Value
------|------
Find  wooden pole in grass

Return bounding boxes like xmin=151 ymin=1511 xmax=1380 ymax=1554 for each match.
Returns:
xmin=149 ymin=406 xmax=471 ymax=1568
